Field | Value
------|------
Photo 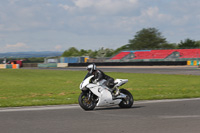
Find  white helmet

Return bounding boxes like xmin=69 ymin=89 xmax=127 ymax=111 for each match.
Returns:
xmin=86 ymin=64 xmax=96 ymax=74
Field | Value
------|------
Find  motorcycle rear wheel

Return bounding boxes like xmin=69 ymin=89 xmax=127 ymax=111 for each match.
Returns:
xmin=78 ymin=92 xmax=96 ymax=111
xmin=119 ymin=89 xmax=134 ymax=108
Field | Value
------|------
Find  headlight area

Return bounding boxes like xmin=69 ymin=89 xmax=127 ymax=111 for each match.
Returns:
xmin=82 ymin=87 xmax=88 ymax=91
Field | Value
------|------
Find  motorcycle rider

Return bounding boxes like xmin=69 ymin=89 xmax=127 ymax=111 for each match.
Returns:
xmin=85 ymin=64 xmax=118 ymax=95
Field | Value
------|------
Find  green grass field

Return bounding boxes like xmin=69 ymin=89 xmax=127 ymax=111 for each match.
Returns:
xmin=0 ymin=69 xmax=200 ymax=107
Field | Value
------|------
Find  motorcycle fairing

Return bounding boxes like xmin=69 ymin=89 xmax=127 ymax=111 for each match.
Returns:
xmin=87 ymin=84 xmax=121 ymax=106
xmin=114 ymin=79 xmax=128 ymax=87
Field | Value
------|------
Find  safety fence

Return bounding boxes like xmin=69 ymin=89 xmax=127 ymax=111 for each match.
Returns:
xmin=2 ymin=60 xmax=200 ymax=69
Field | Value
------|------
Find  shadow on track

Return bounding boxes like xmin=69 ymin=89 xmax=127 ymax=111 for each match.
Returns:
xmin=94 ymin=105 xmax=144 ymax=111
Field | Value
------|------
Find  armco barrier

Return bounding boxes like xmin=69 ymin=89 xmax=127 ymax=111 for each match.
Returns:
xmin=23 ymin=63 xmax=38 ymax=67
xmin=38 ymin=63 xmax=57 ymax=68
xmin=68 ymin=61 xmax=187 ymax=67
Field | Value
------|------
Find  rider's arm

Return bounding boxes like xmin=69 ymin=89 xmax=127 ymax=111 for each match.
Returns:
xmin=95 ymin=70 xmax=104 ymax=82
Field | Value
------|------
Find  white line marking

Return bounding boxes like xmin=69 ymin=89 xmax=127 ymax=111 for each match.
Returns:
xmin=0 ymin=98 xmax=200 ymax=112
xmin=0 ymin=105 xmax=79 ymax=112
xmin=160 ymin=115 xmax=200 ymax=119
xmin=134 ymin=98 xmax=200 ymax=105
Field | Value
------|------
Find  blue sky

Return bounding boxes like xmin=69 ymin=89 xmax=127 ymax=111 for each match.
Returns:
xmin=0 ymin=0 xmax=200 ymax=52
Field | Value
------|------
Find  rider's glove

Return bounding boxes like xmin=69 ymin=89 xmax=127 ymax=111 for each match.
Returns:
xmin=93 ymin=79 xmax=98 ymax=84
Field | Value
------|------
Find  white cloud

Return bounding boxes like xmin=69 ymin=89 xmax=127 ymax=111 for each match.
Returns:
xmin=171 ymin=16 xmax=189 ymax=26
xmin=54 ymin=45 xmax=62 ymax=51
xmin=1 ymin=0 xmax=200 ymax=53
xmin=0 ymin=42 xmax=30 ymax=52
xmin=5 ymin=42 xmax=27 ymax=48
xmin=8 ymin=0 xmax=19 ymax=4
xmin=142 ymin=7 xmax=159 ymax=18
xmin=0 ymin=24 xmax=4 ymax=30
xmin=60 ymin=0 xmax=138 ymax=15
xmin=59 ymin=4 xmax=74 ymax=12
xmin=73 ymin=0 xmax=94 ymax=8
xmin=139 ymin=7 xmax=172 ymax=22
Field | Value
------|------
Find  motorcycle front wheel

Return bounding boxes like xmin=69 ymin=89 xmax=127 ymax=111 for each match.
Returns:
xmin=78 ymin=92 xmax=96 ymax=111
xmin=119 ymin=89 xmax=134 ymax=108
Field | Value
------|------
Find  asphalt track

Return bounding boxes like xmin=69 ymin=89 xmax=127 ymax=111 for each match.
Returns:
xmin=99 ymin=66 xmax=200 ymax=75
xmin=1 ymin=66 xmax=200 ymax=133
xmin=27 ymin=65 xmax=200 ymax=75
xmin=1 ymin=98 xmax=200 ymax=133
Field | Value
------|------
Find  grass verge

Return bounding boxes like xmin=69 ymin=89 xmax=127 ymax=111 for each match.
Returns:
xmin=0 ymin=69 xmax=200 ymax=107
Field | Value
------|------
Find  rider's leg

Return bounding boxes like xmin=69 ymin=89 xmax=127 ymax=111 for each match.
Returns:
xmin=106 ymin=78 xmax=119 ymax=96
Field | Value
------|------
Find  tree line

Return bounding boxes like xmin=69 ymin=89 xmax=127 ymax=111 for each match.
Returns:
xmin=62 ymin=27 xmax=200 ymax=58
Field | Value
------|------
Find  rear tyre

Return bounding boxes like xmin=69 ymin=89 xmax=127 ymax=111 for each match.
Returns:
xmin=78 ymin=92 xmax=96 ymax=111
xmin=119 ymin=89 xmax=134 ymax=108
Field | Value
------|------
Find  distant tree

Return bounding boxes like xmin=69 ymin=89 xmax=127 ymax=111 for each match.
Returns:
xmin=79 ymin=49 xmax=88 ymax=56
xmin=160 ymin=43 xmax=178 ymax=49
xmin=88 ymin=50 xmax=97 ymax=58
xmin=113 ymin=45 xmax=129 ymax=55
xmin=62 ymin=47 xmax=80 ymax=57
xmin=79 ymin=49 xmax=98 ymax=57
xmin=178 ymin=38 xmax=199 ymax=49
xmin=127 ymin=28 xmax=168 ymax=50
xmin=96 ymin=47 xmax=114 ymax=58
xmin=62 ymin=47 xmax=116 ymax=58
xmin=104 ymin=48 xmax=114 ymax=57
xmin=22 ymin=57 xmax=44 ymax=63
xmin=195 ymin=40 xmax=200 ymax=48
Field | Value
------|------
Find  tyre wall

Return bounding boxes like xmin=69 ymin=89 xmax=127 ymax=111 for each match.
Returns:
xmin=0 ymin=64 xmax=20 ymax=69
xmin=68 ymin=61 xmax=187 ymax=67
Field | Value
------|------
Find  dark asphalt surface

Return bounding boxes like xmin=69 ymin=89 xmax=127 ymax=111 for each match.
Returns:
xmin=93 ymin=67 xmax=198 ymax=75
xmin=25 ymin=66 xmax=200 ymax=75
xmin=0 ymin=98 xmax=200 ymax=133
xmin=100 ymin=66 xmax=200 ymax=75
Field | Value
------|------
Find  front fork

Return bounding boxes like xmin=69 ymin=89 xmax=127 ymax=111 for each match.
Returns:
xmin=86 ymin=90 xmax=98 ymax=103
xmin=88 ymin=91 xmax=92 ymax=101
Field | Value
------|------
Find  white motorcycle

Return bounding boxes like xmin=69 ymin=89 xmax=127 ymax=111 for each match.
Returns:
xmin=78 ymin=75 xmax=134 ymax=110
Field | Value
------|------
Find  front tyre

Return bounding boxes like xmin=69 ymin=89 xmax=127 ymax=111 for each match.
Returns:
xmin=78 ymin=92 xmax=96 ymax=111
xmin=119 ymin=89 xmax=134 ymax=108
